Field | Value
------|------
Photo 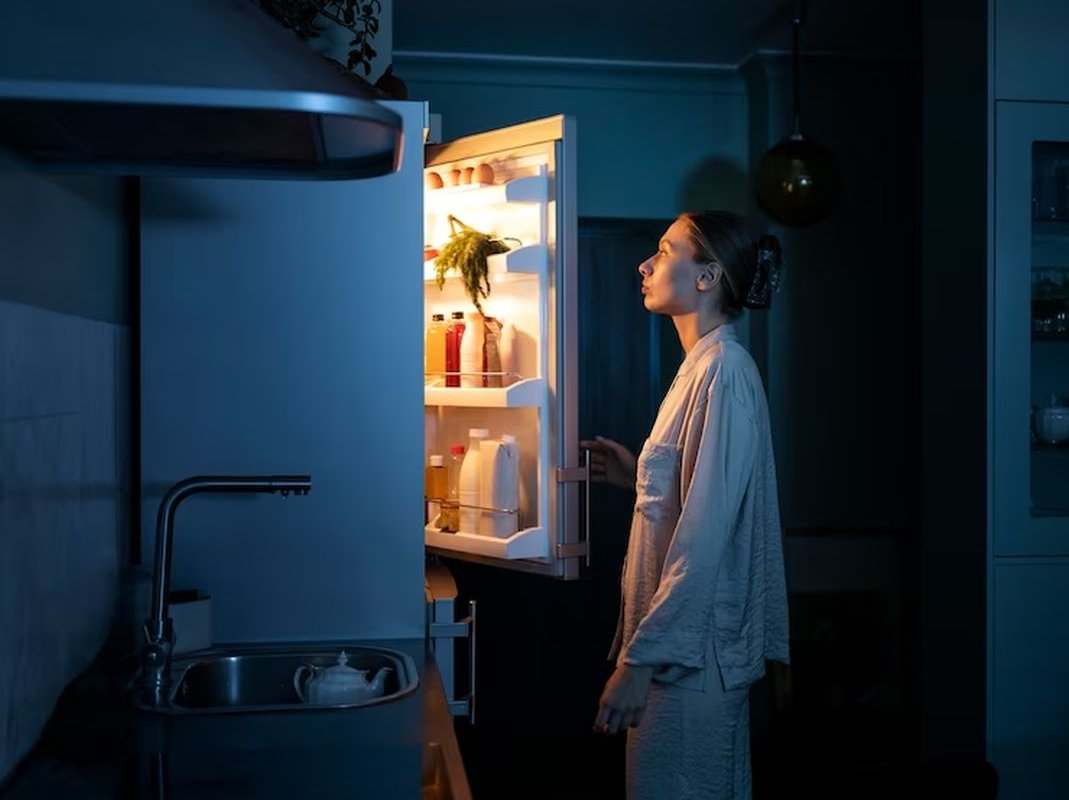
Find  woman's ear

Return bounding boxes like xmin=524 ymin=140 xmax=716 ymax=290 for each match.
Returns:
xmin=696 ymin=263 xmax=721 ymax=292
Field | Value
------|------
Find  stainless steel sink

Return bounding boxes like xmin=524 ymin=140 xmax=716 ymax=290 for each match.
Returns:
xmin=136 ymin=643 xmax=419 ymax=714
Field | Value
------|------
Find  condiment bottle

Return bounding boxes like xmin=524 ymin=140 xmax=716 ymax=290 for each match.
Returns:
xmin=439 ymin=445 xmax=465 ymax=532
xmin=425 ymin=454 xmax=447 ymax=525
xmin=445 ymin=311 xmax=465 ymax=387
xmin=425 ymin=314 xmax=447 ymax=385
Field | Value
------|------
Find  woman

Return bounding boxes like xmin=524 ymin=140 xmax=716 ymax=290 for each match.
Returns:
xmin=583 ymin=210 xmax=790 ymax=800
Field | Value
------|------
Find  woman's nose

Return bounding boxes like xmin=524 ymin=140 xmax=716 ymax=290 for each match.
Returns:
xmin=638 ymin=257 xmax=652 ymax=277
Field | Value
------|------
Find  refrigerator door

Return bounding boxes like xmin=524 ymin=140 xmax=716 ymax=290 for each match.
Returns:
xmin=422 ymin=115 xmax=586 ymax=579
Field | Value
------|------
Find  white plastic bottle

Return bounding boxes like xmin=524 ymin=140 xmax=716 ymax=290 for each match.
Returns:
xmin=498 ymin=320 xmax=517 ymax=385
xmin=460 ymin=312 xmax=484 ymax=388
xmin=479 ymin=434 xmax=520 ymax=538
xmin=458 ymin=428 xmax=489 ymax=533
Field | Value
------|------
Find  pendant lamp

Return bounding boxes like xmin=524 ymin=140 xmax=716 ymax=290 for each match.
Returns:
xmin=755 ymin=1 xmax=838 ymax=227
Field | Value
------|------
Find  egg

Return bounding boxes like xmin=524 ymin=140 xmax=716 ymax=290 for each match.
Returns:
xmin=425 ymin=171 xmax=443 ymax=190
xmin=474 ymin=163 xmax=495 ymax=184
xmin=461 ymin=166 xmax=475 ymax=185
xmin=447 ymin=168 xmax=462 ymax=186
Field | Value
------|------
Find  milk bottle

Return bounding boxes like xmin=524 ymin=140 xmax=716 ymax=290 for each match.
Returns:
xmin=458 ymin=428 xmax=489 ymax=533
xmin=478 ymin=434 xmax=520 ymax=538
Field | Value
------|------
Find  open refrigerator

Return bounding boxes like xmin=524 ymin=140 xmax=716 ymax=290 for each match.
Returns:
xmin=421 ymin=116 xmax=588 ymax=578
xmin=420 ymin=116 xmax=588 ymax=720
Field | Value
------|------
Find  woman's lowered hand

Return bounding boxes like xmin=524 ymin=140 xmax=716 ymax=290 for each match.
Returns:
xmin=580 ymin=436 xmax=637 ymax=490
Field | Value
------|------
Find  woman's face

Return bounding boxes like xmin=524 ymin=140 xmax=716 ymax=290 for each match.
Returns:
xmin=638 ymin=219 xmax=709 ymax=316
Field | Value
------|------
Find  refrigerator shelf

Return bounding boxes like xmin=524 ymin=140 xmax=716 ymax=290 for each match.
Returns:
xmin=425 ymin=524 xmax=549 ymax=560
xmin=424 ymin=174 xmax=547 ymax=213
xmin=424 ymin=377 xmax=547 ymax=408
xmin=423 ymin=243 xmax=547 ymax=282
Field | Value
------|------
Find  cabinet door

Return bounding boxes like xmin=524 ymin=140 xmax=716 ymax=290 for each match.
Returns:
xmin=995 ymin=0 xmax=1069 ymax=103
xmin=993 ymin=102 xmax=1069 ymax=556
xmin=991 ymin=560 xmax=1069 ymax=800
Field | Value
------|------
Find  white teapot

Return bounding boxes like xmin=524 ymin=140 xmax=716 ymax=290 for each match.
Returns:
xmin=293 ymin=650 xmax=391 ymax=705
xmin=1033 ymin=395 xmax=1069 ymax=444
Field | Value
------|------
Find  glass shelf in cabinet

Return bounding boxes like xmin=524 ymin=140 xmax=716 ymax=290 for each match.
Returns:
xmin=1032 ymin=330 xmax=1069 ymax=341
xmin=1031 ymin=441 xmax=1069 ymax=452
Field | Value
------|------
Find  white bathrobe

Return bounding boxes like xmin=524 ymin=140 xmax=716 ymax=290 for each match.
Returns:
xmin=609 ymin=323 xmax=790 ymax=800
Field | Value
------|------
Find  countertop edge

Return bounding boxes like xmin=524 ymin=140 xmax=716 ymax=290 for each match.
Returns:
xmin=421 ymin=658 xmax=473 ymax=800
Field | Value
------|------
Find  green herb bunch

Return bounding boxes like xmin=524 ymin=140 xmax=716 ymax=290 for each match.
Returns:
xmin=434 ymin=216 xmax=512 ymax=314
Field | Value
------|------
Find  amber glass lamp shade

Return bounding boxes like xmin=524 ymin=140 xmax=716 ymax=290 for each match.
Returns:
xmin=755 ymin=133 xmax=838 ymax=227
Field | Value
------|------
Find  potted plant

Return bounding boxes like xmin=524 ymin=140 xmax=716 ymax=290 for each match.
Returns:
xmin=258 ymin=0 xmax=405 ymax=96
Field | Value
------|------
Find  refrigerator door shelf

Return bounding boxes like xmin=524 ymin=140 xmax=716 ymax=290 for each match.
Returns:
xmin=424 ymin=174 xmax=547 ymax=214
xmin=424 ymin=377 xmax=547 ymax=408
xmin=423 ymin=243 xmax=548 ymax=282
xmin=425 ymin=525 xmax=548 ymax=560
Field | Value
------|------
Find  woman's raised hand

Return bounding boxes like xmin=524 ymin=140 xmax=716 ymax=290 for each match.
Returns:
xmin=580 ymin=436 xmax=637 ymax=490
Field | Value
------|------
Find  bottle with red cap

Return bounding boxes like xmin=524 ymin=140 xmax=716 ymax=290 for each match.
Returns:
xmin=445 ymin=312 xmax=466 ymax=387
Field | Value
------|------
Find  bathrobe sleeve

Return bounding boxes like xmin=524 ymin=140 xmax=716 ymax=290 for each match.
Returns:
xmin=618 ymin=370 xmax=757 ymax=669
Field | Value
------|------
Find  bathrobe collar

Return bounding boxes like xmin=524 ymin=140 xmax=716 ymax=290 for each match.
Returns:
xmin=677 ymin=322 xmax=737 ymax=377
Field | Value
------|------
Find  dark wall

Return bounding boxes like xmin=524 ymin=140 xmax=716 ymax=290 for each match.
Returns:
xmin=0 ymin=160 xmax=134 ymax=782
xmin=741 ymin=49 xmax=925 ymax=778
xmin=744 ymin=53 xmax=922 ymax=534
xmin=919 ymin=0 xmax=989 ymax=762
xmin=0 ymin=162 xmax=131 ymax=324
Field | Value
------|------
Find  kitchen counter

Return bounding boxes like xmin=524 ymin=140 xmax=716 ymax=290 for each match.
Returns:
xmin=0 ymin=638 xmax=470 ymax=800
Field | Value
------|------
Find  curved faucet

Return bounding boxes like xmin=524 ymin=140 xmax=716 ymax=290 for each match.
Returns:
xmin=135 ymin=474 xmax=311 ymax=708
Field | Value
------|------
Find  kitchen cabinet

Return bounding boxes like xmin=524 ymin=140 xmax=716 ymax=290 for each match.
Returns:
xmin=990 ymin=561 xmax=1069 ymax=799
xmin=992 ymin=102 xmax=1069 ymax=555
xmin=990 ymin=100 xmax=1069 ymax=798
xmin=995 ymin=0 xmax=1069 ymax=103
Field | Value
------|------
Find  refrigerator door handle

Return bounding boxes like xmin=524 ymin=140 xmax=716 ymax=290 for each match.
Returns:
xmin=438 ymin=599 xmax=477 ymax=723
xmin=466 ymin=599 xmax=477 ymax=724
xmin=556 ymin=448 xmax=592 ymax=566
xmin=430 ymin=598 xmax=476 ymax=722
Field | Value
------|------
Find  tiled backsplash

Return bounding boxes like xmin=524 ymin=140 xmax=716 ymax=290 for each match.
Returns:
xmin=0 ymin=299 xmax=129 ymax=782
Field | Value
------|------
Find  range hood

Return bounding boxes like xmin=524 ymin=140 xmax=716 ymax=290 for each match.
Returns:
xmin=0 ymin=0 xmax=403 ymax=180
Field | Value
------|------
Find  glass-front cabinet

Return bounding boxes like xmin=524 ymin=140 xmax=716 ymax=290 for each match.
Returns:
xmin=991 ymin=101 xmax=1069 ymax=800
xmin=1029 ymin=143 xmax=1069 ymax=519
xmin=994 ymin=103 xmax=1069 ymax=554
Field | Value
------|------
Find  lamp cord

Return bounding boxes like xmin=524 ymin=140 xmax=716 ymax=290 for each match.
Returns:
xmin=792 ymin=0 xmax=805 ymax=137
